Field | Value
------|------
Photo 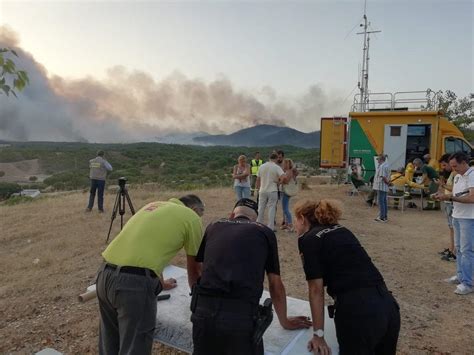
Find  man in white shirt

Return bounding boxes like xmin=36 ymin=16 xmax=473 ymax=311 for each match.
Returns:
xmin=436 ymin=152 xmax=474 ymax=295
xmin=256 ymin=152 xmax=285 ymax=231
xmin=373 ymin=154 xmax=391 ymax=222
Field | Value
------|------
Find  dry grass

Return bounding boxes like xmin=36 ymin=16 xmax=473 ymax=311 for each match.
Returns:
xmin=1 ymin=185 xmax=473 ymax=354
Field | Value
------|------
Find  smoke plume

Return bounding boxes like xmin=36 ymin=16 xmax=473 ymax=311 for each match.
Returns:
xmin=0 ymin=26 xmax=348 ymax=142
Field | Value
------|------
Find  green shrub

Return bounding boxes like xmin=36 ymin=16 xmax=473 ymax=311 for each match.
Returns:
xmin=4 ymin=196 xmax=37 ymax=206
xmin=0 ymin=182 xmax=21 ymax=199
xmin=44 ymin=171 xmax=89 ymax=190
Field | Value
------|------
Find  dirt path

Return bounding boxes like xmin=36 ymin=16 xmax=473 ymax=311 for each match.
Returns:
xmin=1 ymin=185 xmax=473 ymax=354
xmin=0 ymin=159 xmax=50 ymax=183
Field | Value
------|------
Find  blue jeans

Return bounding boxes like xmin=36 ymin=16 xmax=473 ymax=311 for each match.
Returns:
xmin=377 ymin=190 xmax=388 ymax=220
xmin=88 ymin=179 xmax=106 ymax=211
xmin=453 ymin=218 xmax=474 ymax=287
xmin=234 ymin=186 xmax=251 ymax=201
xmin=282 ymin=193 xmax=293 ymax=225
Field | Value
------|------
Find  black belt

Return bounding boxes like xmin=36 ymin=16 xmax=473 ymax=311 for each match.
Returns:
xmin=335 ymin=284 xmax=389 ymax=301
xmin=196 ymin=294 xmax=258 ymax=315
xmin=104 ymin=263 xmax=157 ymax=278
xmin=329 ymin=284 xmax=391 ymax=319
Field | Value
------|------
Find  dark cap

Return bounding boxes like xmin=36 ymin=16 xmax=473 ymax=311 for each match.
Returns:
xmin=234 ymin=198 xmax=258 ymax=215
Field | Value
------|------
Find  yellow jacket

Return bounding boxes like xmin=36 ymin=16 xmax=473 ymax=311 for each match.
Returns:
xmin=405 ymin=162 xmax=415 ymax=182
xmin=390 ymin=172 xmax=425 ymax=189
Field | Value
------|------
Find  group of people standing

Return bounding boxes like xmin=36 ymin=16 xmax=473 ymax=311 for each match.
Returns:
xmin=434 ymin=152 xmax=474 ymax=295
xmin=232 ymin=150 xmax=298 ymax=232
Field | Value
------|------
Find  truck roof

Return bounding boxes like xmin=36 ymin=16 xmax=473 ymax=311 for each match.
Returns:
xmin=349 ymin=110 xmax=442 ymax=118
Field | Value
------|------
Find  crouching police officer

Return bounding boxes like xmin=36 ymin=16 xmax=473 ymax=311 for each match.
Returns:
xmin=191 ymin=198 xmax=312 ymax=355
xmin=294 ymin=199 xmax=400 ymax=355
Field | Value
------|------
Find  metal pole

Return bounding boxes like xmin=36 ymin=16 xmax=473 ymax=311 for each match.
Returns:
xmin=356 ymin=0 xmax=381 ymax=112
xmin=359 ymin=14 xmax=367 ymax=112
xmin=365 ymin=34 xmax=370 ymax=111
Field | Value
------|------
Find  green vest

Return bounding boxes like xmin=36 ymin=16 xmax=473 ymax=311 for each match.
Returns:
xmin=251 ymin=159 xmax=263 ymax=175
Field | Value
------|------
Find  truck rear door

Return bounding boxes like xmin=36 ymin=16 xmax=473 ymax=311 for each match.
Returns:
xmin=383 ymin=124 xmax=408 ymax=170
xmin=320 ymin=117 xmax=347 ymax=168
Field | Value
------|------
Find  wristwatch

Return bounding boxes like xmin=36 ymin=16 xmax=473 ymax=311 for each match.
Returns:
xmin=313 ymin=329 xmax=324 ymax=337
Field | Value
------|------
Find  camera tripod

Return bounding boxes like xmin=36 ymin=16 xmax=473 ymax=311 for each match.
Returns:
xmin=105 ymin=177 xmax=135 ymax=243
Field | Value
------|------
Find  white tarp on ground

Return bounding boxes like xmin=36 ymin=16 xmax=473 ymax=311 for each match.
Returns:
xmin=156 ymin=265 xmax=339 ymax=354
xmin=35 ymin=348 xmax=62 ymax=355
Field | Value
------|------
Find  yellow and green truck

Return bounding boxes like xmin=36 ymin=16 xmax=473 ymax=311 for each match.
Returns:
xmin=320 ymin=92 xmax=472 ymax=182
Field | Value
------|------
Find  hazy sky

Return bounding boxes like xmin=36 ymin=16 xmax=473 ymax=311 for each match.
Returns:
xmin=2 ymin=0 xmax=472 ymax=96
xmin=0 ymin=0 xmax=472 ymax=141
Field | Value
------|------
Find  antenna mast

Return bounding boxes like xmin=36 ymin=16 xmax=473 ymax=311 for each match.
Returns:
xmin=357 ymin=0 xmax=381 ymax=111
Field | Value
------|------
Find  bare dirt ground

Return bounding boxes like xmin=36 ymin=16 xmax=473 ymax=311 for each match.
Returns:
xmin=0 ymin=159 xmax=50 ymax=183
xmin=1 ymin=184 xmax=473 ymax=354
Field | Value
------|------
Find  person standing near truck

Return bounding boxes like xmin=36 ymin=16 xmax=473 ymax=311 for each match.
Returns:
xmin=436 ymin=152 xmax=474 ymax=295
xmin=373 ymin=154 xmax=391 ymax=222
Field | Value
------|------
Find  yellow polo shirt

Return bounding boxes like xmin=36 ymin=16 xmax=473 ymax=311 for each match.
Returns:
xmin=102 ymin=198 xmax=203 ymax=275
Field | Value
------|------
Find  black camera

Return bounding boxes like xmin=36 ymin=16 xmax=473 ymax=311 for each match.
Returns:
xmin=118 ymin=177 xmax=127 ymax=189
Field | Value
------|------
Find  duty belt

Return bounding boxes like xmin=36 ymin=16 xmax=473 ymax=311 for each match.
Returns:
xmin=104 ymin=263 xmax=157 ymax=278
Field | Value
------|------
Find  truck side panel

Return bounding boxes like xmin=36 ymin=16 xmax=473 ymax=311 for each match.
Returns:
xmin=348 ymin=120 xmax=378 ymax=181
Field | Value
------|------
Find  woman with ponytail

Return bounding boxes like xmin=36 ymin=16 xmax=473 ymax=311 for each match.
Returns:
xmin=294 ymin=199 xmax=400 ymax=355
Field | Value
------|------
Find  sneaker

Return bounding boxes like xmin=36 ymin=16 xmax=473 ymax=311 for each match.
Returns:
xmin=285 ymin=225 xmax=294 ymax=232
xmin=99 ymin=209 xmax=105 ymax=213
xmin=366 ymin=200 xmax=373 ymax=206
xmin=454 ymin=284 xmax=474 ymax=295
xmin=444 ymin=275 xmax=460 ymax=284
xmin=85 ymin=208 xmax=92 ymax=212
xmin=374 ymin=217 xmax=387 ymax=223
xmin=441 ymin=251 xmax=456 ymax=262
xmin=438 ymin=248 xmax=450 ymax=256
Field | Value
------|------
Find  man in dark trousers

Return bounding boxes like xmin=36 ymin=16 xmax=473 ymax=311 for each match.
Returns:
xmin=191 ymin=198 xmax=311 ymax=355
xmin=97 ymin=195 xmax=205 ymax=355
xmin=86 ymin=150 xmax=113 ymax=212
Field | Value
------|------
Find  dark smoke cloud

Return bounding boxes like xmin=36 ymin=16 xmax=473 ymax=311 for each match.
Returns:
xmin=0 ymin=26 xmax=348 ymax=142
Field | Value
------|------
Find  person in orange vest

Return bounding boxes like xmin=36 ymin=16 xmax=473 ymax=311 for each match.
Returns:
xmin=250 ymin=151 xmax=263 ymax=196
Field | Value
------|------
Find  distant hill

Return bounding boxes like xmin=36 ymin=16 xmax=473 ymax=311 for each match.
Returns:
xmin=154 ymin=132 xmax=209 ymax=145
xmin=193 ymin=124 xmax=320 ymax=148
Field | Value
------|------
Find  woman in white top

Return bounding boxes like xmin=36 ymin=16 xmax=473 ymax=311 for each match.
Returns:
xmin=232 ymin=155 xmax=251 ymax=200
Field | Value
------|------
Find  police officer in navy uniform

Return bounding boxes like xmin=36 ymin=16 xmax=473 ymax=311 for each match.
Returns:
xmin=191 ymin=198 xmax=311 ymax=355
xmin=294 ymin=199 xmax=400 ymax=355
